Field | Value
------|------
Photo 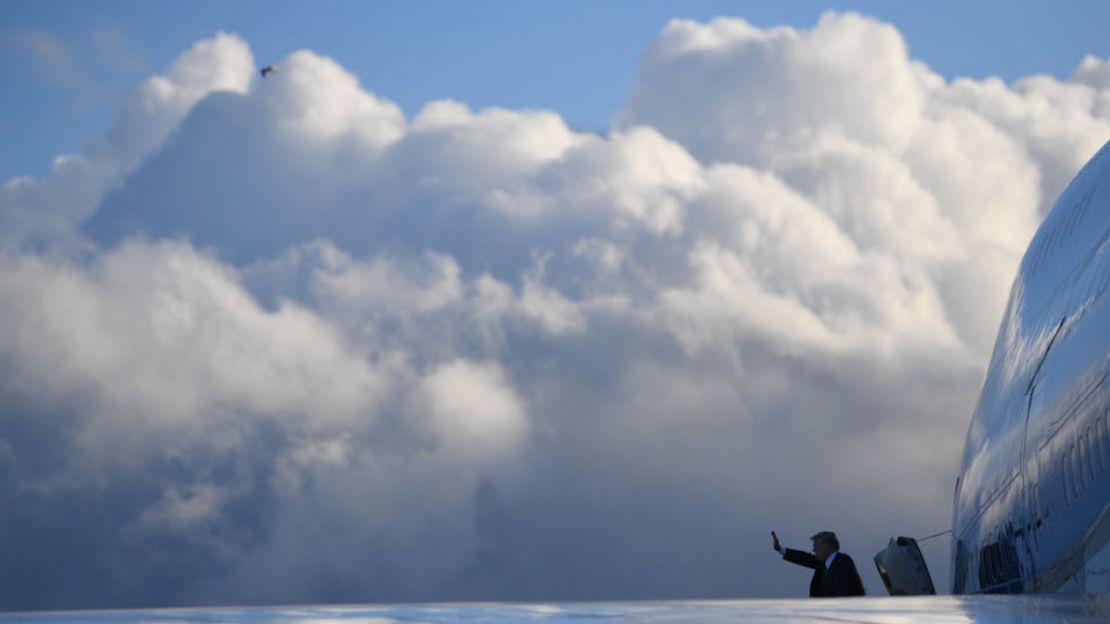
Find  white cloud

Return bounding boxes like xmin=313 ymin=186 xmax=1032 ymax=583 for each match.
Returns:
xmin=0 ymin=240 xmax=388 ymax=468
xmin=1 ymin=16 xmax=1108 ymax=607
xmin=413 ymin=360 xmax=528 ymax=461
xmin=1074 ymin=55 xmax=1110 ymax=92
xmin=0 ymin=33 xmax=254 ymax=250
xmin=258 ymin=50 xmax=405 ymax=157
xmin=617 ymin=12 xmax=927 ymax=165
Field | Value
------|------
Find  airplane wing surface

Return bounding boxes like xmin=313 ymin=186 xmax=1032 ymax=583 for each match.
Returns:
xmin=3 ymin=596 xmax=1110 ymax=623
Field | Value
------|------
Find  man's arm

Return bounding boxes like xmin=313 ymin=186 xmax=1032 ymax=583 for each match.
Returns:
xmin=782 ymin=547 xmax=820 ymax=569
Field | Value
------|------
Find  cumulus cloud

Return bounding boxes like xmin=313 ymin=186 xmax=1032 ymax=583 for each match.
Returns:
xmin=1 ymin=33 xmax=254 ymax=250
xmin=1 ymin=13 xmax=1109 ymax=609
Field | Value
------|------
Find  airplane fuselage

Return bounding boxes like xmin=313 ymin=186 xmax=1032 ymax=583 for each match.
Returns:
xmin=952 ymin=140 xmax=1110 ymax=593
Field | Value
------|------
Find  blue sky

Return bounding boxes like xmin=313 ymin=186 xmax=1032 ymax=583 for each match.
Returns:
xmin=4 ymin=1 xmax=1110 ymax=181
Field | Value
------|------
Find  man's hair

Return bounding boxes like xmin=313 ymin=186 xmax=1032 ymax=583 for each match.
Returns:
xmin=810 ymin=531 xmax=840 ymax=550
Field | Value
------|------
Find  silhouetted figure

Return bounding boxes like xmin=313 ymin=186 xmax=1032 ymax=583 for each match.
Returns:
xmin=260 ymin=65 xmax=277 ymax=78
xmin=772 ymin=530 xmax=865 ymax=597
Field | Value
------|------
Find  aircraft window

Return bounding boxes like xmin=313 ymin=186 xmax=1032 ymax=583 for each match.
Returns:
xmin=1072 ymin=446 xmax=1080 ymax=497
xmin=1066 ymin=447 xmax=1079 ymax=504
xmin=1100 ymin=415 xmax=1109 ymax=472
xmin=1097 ymin=417 xmax=1105 ymax=473
xmin=1075 ymin=441 xmax=1082 ymax=491
xmin=1075 ymin=441 xmax=1087 ymax=492
xmin=998 ymin=540 xmax=1009 ymax=577
xmin=1104 ymin=413 xmax=1110 ymax=467
xmin=1074 ymin=443 xmax=1082 ymax=493
xmin=1032 ymin=483 xmax=1041 ymax=550
xmin=986 ymin=543 xmax=999 ymax=584
xmin=1062 ymin=455 xmax=1071 ymax=505
xmin=1077 ymin=432 xmax=1085 ymax=482
xmin=1081 ymin=430 xmax=1092 ymax=484
xmin=1086 ymin=428 xmax=1097 ymax=481
xmin=1092 ymin=428 xmax=1099 ymax=476
xmin=954 ymin=540 xmax=969 ymax=593
xmin=1030 ymin=481 xmax=1038 ymax=544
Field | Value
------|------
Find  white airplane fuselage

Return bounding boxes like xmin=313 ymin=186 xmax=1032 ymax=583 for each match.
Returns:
xmin=952 ymin=139 xmax=1110 ymax=593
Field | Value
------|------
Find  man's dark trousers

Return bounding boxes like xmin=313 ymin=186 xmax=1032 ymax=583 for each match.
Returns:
xmin=782 ymin=548 xmax=866 ymax=597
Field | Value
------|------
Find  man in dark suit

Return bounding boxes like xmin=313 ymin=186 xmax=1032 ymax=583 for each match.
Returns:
xmin=772 ymin=530 xmax=865 ymax=597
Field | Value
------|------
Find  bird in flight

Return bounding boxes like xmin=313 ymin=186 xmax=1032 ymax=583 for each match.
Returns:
xmin=260 ymin=65 xmax=277 ymax=78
